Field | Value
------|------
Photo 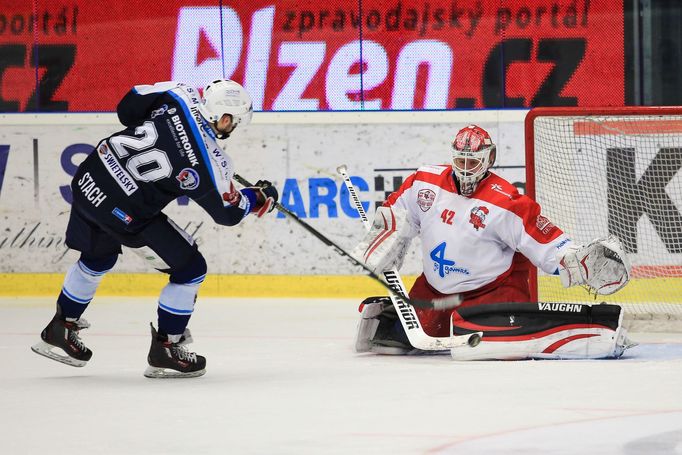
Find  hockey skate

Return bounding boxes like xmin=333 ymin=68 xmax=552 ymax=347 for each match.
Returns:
xmin=31 ymin=307 xmax=93 ymax=367
xmin=144 ymin=323 xmax=206 ymax=379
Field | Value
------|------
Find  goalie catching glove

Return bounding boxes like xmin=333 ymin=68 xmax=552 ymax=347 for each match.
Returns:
xmin=352 ymin=206 xmax=415 ymax=274
xmin=557 ymin=235 xmax=631 ymax=295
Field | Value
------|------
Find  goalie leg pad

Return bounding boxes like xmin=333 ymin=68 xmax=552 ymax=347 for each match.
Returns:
xmin=354 ymin=297 xmax=412 ymax=355
xmin=449 ymin=302 xmax=635 ymax=360
xmin=354 ymin=297 xmax=387 ymax=353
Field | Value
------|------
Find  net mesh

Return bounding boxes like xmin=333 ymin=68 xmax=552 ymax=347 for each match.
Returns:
xmin=530 ymin=111 xmax=682 ymax=330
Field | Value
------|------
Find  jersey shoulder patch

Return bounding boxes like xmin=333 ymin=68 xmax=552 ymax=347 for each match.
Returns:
xmin=416 ymin=164 xmax=450 ymax=175
xmin=413 ymin=164 xmax=456 ymax=193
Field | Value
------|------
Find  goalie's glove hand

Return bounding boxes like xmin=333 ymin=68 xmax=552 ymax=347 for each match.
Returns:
xmin=557 ymin=235 xmax=631 ymax=295
xmin=242 ymin=180 xmax=279 ymax=218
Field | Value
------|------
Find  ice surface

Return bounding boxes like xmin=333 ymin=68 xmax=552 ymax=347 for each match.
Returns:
xmin=2 ymin=297 xmax=681 ymax=455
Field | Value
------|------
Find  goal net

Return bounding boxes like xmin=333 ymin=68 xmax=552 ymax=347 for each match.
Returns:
xmin=525 ymin=107 xmax=682 ymax=331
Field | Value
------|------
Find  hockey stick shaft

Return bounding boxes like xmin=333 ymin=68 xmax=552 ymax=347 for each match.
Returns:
xmin=336 ymin=165 xmax=478 ymax=350
xmin=233 ymin=173 xmax=449 ymax=310
xmin=335 ymin=164 xmax=461 ymax=310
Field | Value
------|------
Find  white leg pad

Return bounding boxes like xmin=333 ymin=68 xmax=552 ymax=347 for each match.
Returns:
xmin=450 ymin=325 xmax=635 ymax=360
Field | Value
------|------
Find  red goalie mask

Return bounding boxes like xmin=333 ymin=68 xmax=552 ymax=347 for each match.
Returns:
xmin=451 ymin=125 xmax=496 ymax=196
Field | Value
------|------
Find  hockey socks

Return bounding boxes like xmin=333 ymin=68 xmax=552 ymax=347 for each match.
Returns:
xmin=157 ymin=274 xmax=205 ymax=335
xmin=58 ymin=255 xmax=117 ymax=319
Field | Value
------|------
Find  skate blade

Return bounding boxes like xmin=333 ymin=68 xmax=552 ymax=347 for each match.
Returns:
xmin=143 ymin=366 xmax=206 ymax=379
xmin=30 ymin=341 xmax=87 ymax=368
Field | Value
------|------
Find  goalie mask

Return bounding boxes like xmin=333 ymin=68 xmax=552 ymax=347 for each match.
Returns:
xmin=451 ymin=125 xmax=496 ymax=196
xmin=199 ymin=79 xmax=253 ymax=139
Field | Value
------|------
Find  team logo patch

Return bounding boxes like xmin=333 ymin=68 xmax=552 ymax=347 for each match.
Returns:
xmin=176 ymin=168 xmax=200 ymax=190
xmin=222 ymin=181 xmax=250 ymax=211
xmin=112 ymin=207 xmax=132 ymax=225
xmin=469 ymin=206 xmax=489 ymax=230
xmin=222 ymin=190 xmax=241 ymax=206
xmin=536 ymin=214 xmax=556 ymax=234
xmin=417 ymin=189 xmax=436 ymax=212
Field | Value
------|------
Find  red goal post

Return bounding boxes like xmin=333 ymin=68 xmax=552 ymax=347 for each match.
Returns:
xmin=525 ymin=107 xmax=682 ymax=330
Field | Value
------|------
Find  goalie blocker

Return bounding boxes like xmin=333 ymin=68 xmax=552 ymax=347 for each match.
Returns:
xmin=449 ymin=302 xmax=636 ymax=360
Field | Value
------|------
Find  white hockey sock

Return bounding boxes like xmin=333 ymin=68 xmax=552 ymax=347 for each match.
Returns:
xmin=61 ymin=261 xmax=110 ymax=304
xmin=157 ymin=279 xmax=203 ymax=316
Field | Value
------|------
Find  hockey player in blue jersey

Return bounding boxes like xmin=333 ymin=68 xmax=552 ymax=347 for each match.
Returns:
xmin=31 ymin=79 xmax=278 ymax=378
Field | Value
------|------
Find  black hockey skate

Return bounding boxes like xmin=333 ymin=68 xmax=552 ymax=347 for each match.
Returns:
xmin=144 ymin=323 xmax=206 ymax=379
xmin=31 ymin=307 xmax=92 ymax=367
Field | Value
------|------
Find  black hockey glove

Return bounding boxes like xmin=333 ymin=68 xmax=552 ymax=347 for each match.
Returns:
xmin=250 ymin=180 xmax=279 ymax=217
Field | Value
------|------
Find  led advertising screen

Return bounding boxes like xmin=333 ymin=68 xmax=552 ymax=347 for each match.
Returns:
xmin=0 ymin=0 xmax=625 ymax=112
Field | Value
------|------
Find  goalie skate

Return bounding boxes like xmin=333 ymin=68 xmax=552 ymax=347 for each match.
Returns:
xmin=144 ymin=323 xmax=206 ymax=379
xmin=30 ymin=310 xmax=92 ymax=368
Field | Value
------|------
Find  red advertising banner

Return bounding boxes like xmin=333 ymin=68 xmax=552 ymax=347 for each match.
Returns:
xmin=0 ymin=0 xmax=625 ymax=112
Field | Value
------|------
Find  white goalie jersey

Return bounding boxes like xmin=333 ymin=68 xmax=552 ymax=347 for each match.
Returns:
xmin=385 ymin=165 xmax=573 ymax=294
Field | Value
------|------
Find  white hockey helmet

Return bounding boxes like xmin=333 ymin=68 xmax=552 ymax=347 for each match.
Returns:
xmin=199 ymin=79 xmax=253 ymax=137
xmin=451 ymin=125 xmax=496 ymax=196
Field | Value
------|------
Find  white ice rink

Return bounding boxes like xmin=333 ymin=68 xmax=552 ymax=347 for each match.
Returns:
xmin=2 ymin=297 xmax=682 ymax=455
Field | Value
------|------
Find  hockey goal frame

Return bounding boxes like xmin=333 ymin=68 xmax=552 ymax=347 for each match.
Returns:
xmin=525 ymin=106 xmax=682 ymax=328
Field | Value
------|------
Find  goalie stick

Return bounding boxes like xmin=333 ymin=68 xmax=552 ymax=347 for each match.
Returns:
xmin=335 ymin=165 xmax=481 ymax=350
xmin=233 ymin=174 xmax=461 ymax=311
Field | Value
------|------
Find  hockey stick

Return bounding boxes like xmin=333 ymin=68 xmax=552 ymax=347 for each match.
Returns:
xmin=336 ymin=165 xmax=481 ymax=350
xmin=233 ymin=174 xmax=460 ymax=311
